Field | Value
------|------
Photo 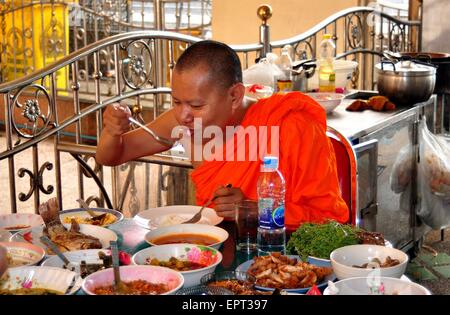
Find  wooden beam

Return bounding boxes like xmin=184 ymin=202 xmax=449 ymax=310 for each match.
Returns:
xmin=409 ymin=0 xmax=422 ymax=51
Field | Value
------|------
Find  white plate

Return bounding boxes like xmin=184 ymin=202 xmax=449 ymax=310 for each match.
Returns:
xmin=59 ymin=208 xmax=124 ymax=227
xmin=235 ymin=255 xmax=336 ymax=294
xmin=134 ymin=205 xmax=223 ymax=230
xmin=41 ymin=249 xmax=109 ymax=278
xmin=0 ymin=241 xmax=46 ymax=268
xmin=10 ymin=224 xmax=117 ymax=254
xmin=0 ymin=266 xmax=82 ymax=295
xmin=0 ymin=213 xmax=44 ymax=232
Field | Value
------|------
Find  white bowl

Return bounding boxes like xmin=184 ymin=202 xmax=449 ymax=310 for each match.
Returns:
xmin=244 ymin=84 xmax=274 ymax=102
xmin=82 ymin=265 xmax=184 ymax=295
xmin=0 ymin=241 xmax=45 ymax=268
xmin=309 ymin=60 xmax=359 ymax=90
xmin=330 ymin=244 xmax=408 ymax=280
xmin=59 ymin=208 xmax=124 ymax=227
xmin=305 ymin=92 xmax=344 ymax=113
xmin=0 ymin=213 xmax=44 ymax=232
xmin=0 ymin=266 xmax=82 ymax=295
xmin=132 ymin=244 xmax=222 ymax=288
xmin=144 ymin=224 xmax=229 ymax=250
xmin=323 ymin=276 xmax=431 ymax=295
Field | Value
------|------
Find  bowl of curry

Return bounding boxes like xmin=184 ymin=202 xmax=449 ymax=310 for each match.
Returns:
xmin=132 ymin=244 xmax=223 ymax=288
xmin=82 ymin=265 xmax=184 ymax=295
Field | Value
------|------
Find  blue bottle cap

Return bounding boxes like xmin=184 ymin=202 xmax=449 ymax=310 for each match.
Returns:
xmin=262 ymin=156 xmax=278 ymax=169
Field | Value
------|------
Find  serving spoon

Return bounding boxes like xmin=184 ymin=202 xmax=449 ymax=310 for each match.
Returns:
xmin=40 ymin=236 xmax=76 ymax=272
xmin=110 ymin=241 xmax=128 ymax=294
xmin=76 ymin=198 xmax=107 ymax=222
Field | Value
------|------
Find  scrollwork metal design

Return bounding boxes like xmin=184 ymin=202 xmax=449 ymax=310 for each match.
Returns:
xmin=347 ymin=13 xmax=364 ymax=49
xmin=389 ymin=23 xmax=405 ymax=52
xmin=293 ymin=39 xmax=314 ymax=60
xmin=11 ymin=83 xmax=54 ymax=139
xmin=80 ymin=154 xmax=101 ymax=179
xmin=85 ymin=195 xmax=102 ymax=207
xmin=18 ymin=161 xmax=54 ymax=202
xmin=121 ymin=39 xmax=153 ymax=90
xmin=43 ymin=14 xmax=65 ymax=58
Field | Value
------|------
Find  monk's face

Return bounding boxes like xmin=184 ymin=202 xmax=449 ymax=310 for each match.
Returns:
xmin=171 ymin=66 xmax=241 ymax=136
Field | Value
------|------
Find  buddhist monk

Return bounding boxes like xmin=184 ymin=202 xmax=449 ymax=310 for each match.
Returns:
xmin=95 ymin=40 xmax=348 ymax=231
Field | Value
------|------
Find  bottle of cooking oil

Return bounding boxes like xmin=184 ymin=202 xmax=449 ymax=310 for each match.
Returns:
xmin=318 ymin=34 xmax=336 ymax=92
xmin=276 ymin=46 xmax=293 ymax=93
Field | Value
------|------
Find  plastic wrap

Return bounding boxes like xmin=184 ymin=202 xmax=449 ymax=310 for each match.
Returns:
xmin=417 ymin=118 xmax=450 ymax=230
xmin=390 ymin=144 xmax=414 ymax=194
xmin=243 ymin=57 xmax=282 ymax=90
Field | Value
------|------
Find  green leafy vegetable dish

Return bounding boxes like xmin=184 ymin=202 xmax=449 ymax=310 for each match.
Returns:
xmin=286 ymin=221 xmax=360 ymax=260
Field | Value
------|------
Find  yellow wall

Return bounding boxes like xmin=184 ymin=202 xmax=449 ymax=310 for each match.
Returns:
xmin=212 ymin=0 xmax=361 ymax=44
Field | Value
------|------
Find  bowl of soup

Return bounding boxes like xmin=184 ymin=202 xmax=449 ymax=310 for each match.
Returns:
xmin=144 ymin=224 xmax=229 ymax=250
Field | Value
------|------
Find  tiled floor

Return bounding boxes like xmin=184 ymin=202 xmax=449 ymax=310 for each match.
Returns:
xmin=405 ymin=229 xmax=450 ymax=295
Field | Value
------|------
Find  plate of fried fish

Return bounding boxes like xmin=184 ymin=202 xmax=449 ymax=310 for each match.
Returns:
xmin=10 ymin=198 xmax=117 ymax=254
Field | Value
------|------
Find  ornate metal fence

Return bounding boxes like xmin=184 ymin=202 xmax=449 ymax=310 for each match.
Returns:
xmin=260 ymin=5 xmax=421 ymax=90
xmin=0 ymin=6 xmax=421 ymax=215
xmin=0 ymin=0 xmax=212 ymax=84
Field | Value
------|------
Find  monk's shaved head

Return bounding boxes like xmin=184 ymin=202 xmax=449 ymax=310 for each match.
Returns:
xmin=174 ymin=40 xmax=242 ymax=90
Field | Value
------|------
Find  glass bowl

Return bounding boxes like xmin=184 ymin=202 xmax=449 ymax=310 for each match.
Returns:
xmin=175 ymin=285 xmax=233 ymax=295
xmin=200 ymin=271 xmax=256 ymax=286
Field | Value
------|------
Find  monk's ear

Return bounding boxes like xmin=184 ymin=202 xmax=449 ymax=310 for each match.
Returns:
xmin=229 ymin=83 xmax=245 ymax=112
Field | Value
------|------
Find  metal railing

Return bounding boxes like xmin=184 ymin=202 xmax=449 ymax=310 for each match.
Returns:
xmin=0 ymin=6 xmax=422 ymax=215
xmin=0 ymin=0 xmax=212 ymax=84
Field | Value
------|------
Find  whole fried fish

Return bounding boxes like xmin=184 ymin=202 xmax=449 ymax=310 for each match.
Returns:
xmin=38 ymin=198 xmax=102 ymax=252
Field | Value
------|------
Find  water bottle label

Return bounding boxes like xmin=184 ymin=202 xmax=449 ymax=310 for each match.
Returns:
xmin=258 ymin=198 xmax=284 ymax=229
xmin=272 ymin=205 xmax=285 ymax=228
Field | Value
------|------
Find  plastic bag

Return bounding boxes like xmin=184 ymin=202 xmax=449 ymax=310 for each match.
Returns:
xmin=243 ymin=57 xmax=282 ymax=90
xmin=390 ymin=144 xmax=414 ymax=194
xmin=417 ymin=118 xmax=450 ymax=229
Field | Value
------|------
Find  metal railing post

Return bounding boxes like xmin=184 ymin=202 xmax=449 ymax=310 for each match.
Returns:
xmin=257 ymin=4 xmax=272 ymax=59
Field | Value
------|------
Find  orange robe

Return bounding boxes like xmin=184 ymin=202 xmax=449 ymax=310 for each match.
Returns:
xmin=191 ymin=92 xmax=349 ymax=231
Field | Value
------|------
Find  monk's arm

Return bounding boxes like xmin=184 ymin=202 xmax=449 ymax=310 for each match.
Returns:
xmin=96 ymin=107 xmax=180 ymax=166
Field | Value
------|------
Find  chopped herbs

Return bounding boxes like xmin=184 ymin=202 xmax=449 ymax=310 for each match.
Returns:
xmin=286 ymin=221 xmax=360 ymax=260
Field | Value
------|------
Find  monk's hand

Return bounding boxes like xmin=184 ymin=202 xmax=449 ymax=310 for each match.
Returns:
xmin=103 ymin=103 xmax=131 ymax=137
xmin=213 ymin=185 xmax=244 ymax=220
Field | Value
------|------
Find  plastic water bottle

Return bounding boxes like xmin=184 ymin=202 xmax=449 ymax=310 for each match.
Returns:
xmin=256 ymin=156 xmax=286 ymax=255
xmin=318 ymin=34 xmax=336 ymax=92
xmin=276 ymin=46 xmax=293 ymax=93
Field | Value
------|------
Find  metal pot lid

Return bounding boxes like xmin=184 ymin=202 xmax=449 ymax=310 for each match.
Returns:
xmin=376 ymin=60 xmax=436 ymax=76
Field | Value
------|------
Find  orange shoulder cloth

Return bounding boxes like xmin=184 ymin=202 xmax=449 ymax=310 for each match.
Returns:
xmin=191 ymin=92 xmax=349 ymax=230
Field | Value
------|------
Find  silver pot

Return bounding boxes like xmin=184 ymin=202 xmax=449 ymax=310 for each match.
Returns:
xmin=291 ymin=60 xmax=316 ymax=92
xmin=376 ymin=60 xmax=437 ymax=106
